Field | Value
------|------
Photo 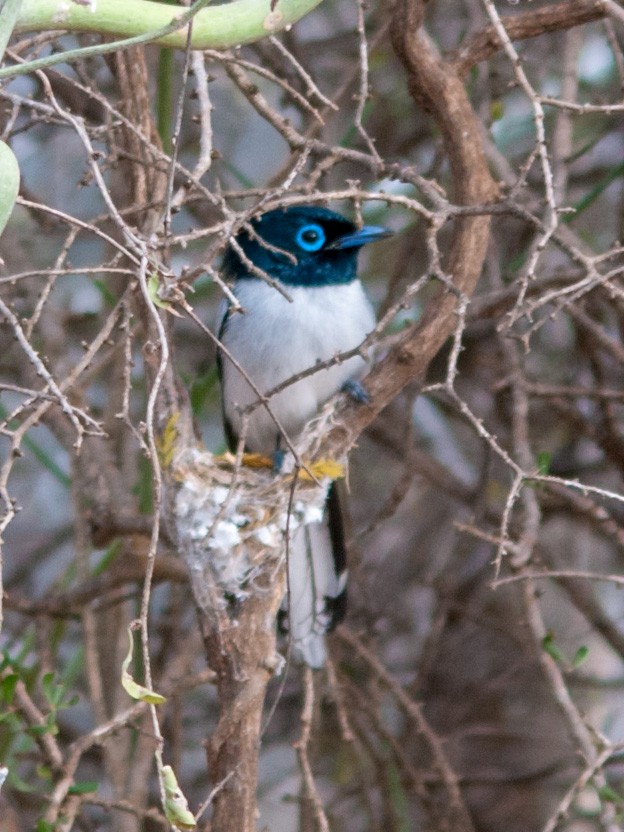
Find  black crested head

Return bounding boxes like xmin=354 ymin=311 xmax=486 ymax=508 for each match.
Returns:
xmin=222 ymin=206 xmax=391 ymax=288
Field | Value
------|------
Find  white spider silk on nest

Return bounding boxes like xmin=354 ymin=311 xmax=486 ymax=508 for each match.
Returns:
xmin=174 ymin=448 xmax=330 ymax=601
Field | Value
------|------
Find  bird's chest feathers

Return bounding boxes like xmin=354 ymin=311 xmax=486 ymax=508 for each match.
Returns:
xmin=220 ymin=280 xmax=374 ymax=449
xmin=224 ymin=280 xmax=374 ymax=385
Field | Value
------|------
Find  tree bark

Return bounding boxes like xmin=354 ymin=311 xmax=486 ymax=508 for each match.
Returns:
xmin=200 ymin=582 xmax=285 ymax=832
xmin=319 ymin=0 xmax=499 ymax=460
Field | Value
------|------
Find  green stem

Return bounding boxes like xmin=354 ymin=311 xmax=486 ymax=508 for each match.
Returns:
xmin=14 ymin=0 xmax=323 ymax=48
xmin=1 ymin=0 xmax=323 ymax=79
xmin=157 ymin=48 xmax=174 ymax=154
xmin=0 ymin=0 xmax=22 ymax=62
xmin=2 ymin=0 xmax=215 ymax=78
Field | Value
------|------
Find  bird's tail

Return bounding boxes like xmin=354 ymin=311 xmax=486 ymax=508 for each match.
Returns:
xmin=282 ymin=483 xmax=348 ymax=668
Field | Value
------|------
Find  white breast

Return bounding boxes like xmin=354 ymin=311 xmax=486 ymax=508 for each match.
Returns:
xmin=220 ymin=279 xmax=375 ymax=453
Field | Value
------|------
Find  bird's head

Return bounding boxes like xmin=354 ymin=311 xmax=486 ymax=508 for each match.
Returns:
xmin=222 ymin=206 xmax=392 ymax=287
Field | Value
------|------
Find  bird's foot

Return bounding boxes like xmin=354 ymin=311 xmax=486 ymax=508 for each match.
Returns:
xmin=298 ymin=458 xmax=345 ymax=481
xmin=342 ymin=378 xmax=370 ymax=405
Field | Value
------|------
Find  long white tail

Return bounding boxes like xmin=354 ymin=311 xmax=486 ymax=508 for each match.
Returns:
xmin=285 ymin=510 xmax=347 ymax=668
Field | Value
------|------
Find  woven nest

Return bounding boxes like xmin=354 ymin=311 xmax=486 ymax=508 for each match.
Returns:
xmin=171 ymin=447 xmax=341 ymax=601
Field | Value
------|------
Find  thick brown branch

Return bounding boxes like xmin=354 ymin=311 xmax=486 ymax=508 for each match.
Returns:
xmin=201 ymin=573 xmax=285 ymax=832
xmin=322 ymin=0 xmax=498 ymax=460
xmin=450 ymin=0 xmax=605 ymax=77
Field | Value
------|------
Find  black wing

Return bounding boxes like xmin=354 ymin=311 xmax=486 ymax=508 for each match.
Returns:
xmin=216 ymin=303 xmax=239 ymax=452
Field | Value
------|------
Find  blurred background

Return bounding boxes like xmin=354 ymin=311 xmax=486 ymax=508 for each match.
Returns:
xmin=2 ymin=1 xmax=624 ymax=830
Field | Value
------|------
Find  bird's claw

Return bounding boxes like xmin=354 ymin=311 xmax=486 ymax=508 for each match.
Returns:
xmin=342 ymin=378 xmax=370 ymax=405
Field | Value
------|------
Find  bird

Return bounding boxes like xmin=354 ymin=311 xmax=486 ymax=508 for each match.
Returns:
xmin=217 ymin=205 xmax=391 ymax=667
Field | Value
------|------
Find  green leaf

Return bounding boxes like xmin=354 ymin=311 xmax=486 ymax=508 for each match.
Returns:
xmin=35 ymin=765 xmax=52 ymax=782
xmin=120 ymin=628 xmax=166 ymax=705
xmin=147 ymin=273 xmax=172 ymax=310
xmin=92 ymin=539 xmax=122 ymax=576
xmin=0 ymin=674 xmax=18 ymax=705
xmin=597 ymin=784 xmax=624 ymax=806
xmin=572 ymin=645 xmax=589 ymax=669
xmin=60 ymin=649 xmax=85 ymax=691
xmin=0 ymin=0 xmax=22 ymax=65
xmin=536 ymin=452 xmax=551 ymax=476
xmin=565 ymin=160 xmax=624 ymax=224
xmin=40 ymin=672 xmax=73 ymax=709
xmin=147 ymin=273 xmax=181 ymax=315
xmin=490 ymin=100 xmax=504 ymax=122
xmin=542 ymin=633 xmax=566 ymax=664
xmin=161 ymin=764 xmax=196 ymax=829
xmin=9 ymin=769 xmax=38 ymax=794
xmin=27 ymin=723 xmax=57 ymax=737
xmin=0 ymin=142 xmax=19 ymax=237
xmin=68 ymin=780 xmax=99 ymax=795
xmin=93 ymin=279 xmax=118 ymax=307
xmin=40 ymin=672 xmax=56 ymax=705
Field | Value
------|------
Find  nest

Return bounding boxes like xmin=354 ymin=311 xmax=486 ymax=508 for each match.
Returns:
xmin=171 ymin=447 xmax=340 ymax=603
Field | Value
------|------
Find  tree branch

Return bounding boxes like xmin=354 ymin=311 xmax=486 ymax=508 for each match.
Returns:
xmin=320 ymin=0 xmax=498 ymax=461
xmin=450 ymin=0 xmax=605 ymax=77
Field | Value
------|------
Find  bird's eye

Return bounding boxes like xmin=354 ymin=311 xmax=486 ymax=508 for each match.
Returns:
xmin=296 ymin=223 xmax=326 ymax=252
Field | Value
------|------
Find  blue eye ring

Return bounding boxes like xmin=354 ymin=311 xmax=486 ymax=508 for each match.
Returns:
xmin=296 ymin=223 xmax=326 ymax=252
